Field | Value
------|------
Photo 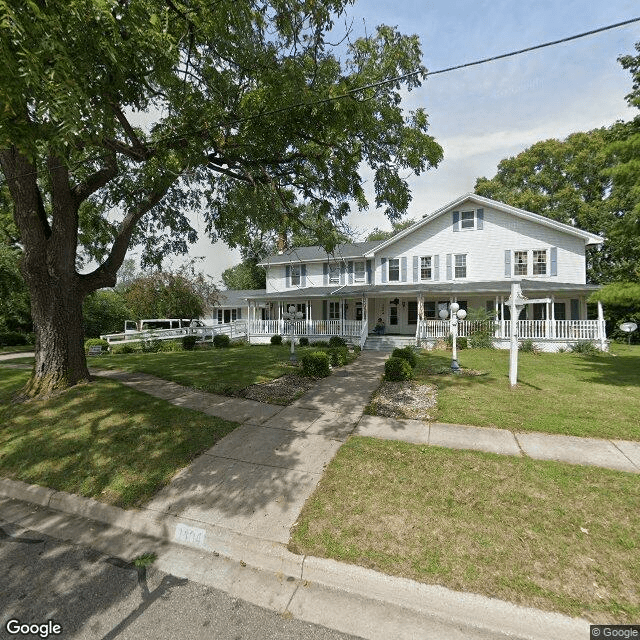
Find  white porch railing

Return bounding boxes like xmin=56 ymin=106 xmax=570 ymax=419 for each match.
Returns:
xmin=249 ymin=319 xmax=363 ymax=337
xmin=101 ymin=322 xmax=247 ymax=344
xmin=415 ymin=319 xmax=601 ymax=341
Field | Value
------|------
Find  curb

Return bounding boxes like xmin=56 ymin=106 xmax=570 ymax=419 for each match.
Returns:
xmin=0 ymin=476 xmax=590 ymax=640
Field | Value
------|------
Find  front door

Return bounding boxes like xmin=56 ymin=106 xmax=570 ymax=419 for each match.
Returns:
xmin=388 ymin=305 xmax=399 ymax=329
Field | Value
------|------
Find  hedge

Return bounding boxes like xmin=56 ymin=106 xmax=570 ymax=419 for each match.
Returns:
xmin=301 ymin=351 xmax=331 ymax=378
xmin=384 ymin=356 xmax=413 ymax=381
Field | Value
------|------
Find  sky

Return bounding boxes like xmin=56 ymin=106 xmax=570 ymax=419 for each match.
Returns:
xmin=168 ymin=0 xmax=640 ymax=284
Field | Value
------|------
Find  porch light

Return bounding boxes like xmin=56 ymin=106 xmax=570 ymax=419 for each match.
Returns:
xmin=283 ymin=304 xmax=305 ymax=363
xmin=440 ymin=303 xmax=467 ymax=373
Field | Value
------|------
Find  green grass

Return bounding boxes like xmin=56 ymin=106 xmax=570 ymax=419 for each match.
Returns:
xmin=290 ymin=437 xmax=640 ymax=623
xmin=88 ymin=343 xmax=356 ymax=396
xmin=0 ymin=368 xmax=238 ymax=508
xmin=409 ymin=343 xmax=640 ymax=440
xmin=0 ymin=345 xmax=34 ymax=354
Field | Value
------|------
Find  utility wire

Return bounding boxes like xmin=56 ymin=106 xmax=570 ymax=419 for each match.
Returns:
xmin=4 ymin=15 xmax=640 ymax=181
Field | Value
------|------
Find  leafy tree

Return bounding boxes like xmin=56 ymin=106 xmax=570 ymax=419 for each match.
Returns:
xmin=82 ymin=289 xmax=130 ymax=338
xmin=221 ymin=260 xmax=266 ymax=290
xmin=0 ymin=0 xmax=442 ymax=397
xmin=366 ymin=218 xmax=417 ymax=241
xmin=0 ymin=243 xmax=31 ymax=332
xmin=474 ymin=123 xmax=639 ymax=284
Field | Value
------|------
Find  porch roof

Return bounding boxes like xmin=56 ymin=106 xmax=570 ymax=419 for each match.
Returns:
xmin=246 ymin=280 xmax=601 ymax=300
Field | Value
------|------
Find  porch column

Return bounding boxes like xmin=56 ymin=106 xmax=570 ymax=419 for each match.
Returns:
xmin=550 ymin=297 xmax=556 ymax=338
xmin=340 ymin=298 xmax=344 ymax=336
xmin=306 ymin=299 xmax=311 ymax=335
xmin=278 ymin=302 xmax=284 ymax=335
xmin=500 ymin=296 xmax=505 ymax=338
xmin=597 ymin=300 xmax=605 ymax=350
xmin=417 ymin=293 xmax=424 ymax=340
xmin=494 ymin=296 xmax=499 ymax=338
xmin=546 ymin=300 xmax=551 ymax=338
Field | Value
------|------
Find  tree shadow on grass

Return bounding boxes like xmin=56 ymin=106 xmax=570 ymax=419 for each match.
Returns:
xmin=568 ymin=350 xmax=640 ymax=388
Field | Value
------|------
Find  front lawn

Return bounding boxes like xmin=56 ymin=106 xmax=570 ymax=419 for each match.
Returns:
xmin=290 ymin=437 xmax=640 ymax=623
xmin=408 ymin=344 xmax=640 ymax=440
xmin=89 ymin=343 xmax=357 ymax=396
xmin=0 ymin=369 xmax=238 ymax=508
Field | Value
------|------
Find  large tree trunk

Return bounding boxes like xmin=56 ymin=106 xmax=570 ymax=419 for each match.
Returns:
xmin=23 ymin=274 xmax=90 ymax=398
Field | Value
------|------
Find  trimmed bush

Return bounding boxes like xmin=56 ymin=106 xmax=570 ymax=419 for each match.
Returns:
xmin=181 ymin=335 xmax=197 ymax=350
xmin=391 ymin=346 xmax=417 ymax=368
xmin=158 ymin=339 xmax=183 ymax=352
xmin=384 ymin=356 xmax=413 ymax=381
xmin=84 ymin=338 xmax=109 ymax=354
xmin=213 ymin=334 xmax=231 ymax=348
xmin=0 ymin=331 xmax=29 ymax=347
xmin=299 ymin=337 xmax=309 ymax=346
xmin=328 ymin=346 xmax=348 ymax=367
xmin=328 ymin=335 xmax=347 ymax=348
xmin=457 ymin=336 xmax=468 ymax=350
xmin=112 ymin=343 xmax=136 ymax=354
xmin=270 ymin=334 xmax=283 ymax=345
xmin=301 ymin=351 xmax=331 ymax=378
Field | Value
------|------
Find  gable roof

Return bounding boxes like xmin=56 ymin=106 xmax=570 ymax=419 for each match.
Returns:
xmin=258 ymin=240 xmax=383 ymax=266
xmin=366 ymin=193 xmax=603 ymax=255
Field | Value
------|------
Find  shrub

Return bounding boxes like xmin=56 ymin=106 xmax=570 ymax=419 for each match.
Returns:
xmin=112 ymin=343 xmax=136 ymax=354
xmin=311 ymin=340 xmax=329 ymax=348
xmin=457 ymin=336 xmax=468 ymax=350
xmin=570 ymin=341 xmax=600 ymax=355
xmin=213 ymin=334 xmax=231 ymax=348
xmin=299 ymin=337 xmax=309 ymax=346
xmin=353 ymin=345 xmax=361 ymax=353
xmin=328 ymin=335 xmax=347 ymax=348
xmin=391 ymin=346 xmax=417 ymax=368
xmin=328 ymin=346 xmax=348 ymax=367
xmin=158 ymin=339 xmax=183 ymax=352
xmin=0 ymin=331 xmax=29 ymax=347
xmin=141 ymin=338 xmax=162 ymax=353
xmin=384 ymin=356 xmax=413 ymax=381
xmin=301 ymin=351 xmax=331 ymax=378
xmin=181 ymin=335 xmax=197 ymax=350
xmin=270 ymin=334 xmax=283 ymax=345
xmin=468 ymin=330 xmax=494 ymax=349
xmin=84 ymin=337 xmax=110 ymax=353
xmin=519 ymin=339 xmax=539 ymax=354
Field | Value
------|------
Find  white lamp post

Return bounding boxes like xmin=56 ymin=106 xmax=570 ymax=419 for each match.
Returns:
xmin=439 ymin=302 xmax=467 ymax=372
xmin=283 ymin=305 xmax=304 ymax=363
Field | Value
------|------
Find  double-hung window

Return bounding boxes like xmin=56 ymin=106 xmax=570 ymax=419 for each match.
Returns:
xmin=329 ymin=301 xmax=340 ymax=319
xmin=354 ymin=261 xmax=365 ymax=282
xmin=460 ymin=210 xmax=475 ymax=229
xmin=533 ymin=250 xmax=547 ymax=275
xmin=420 ymin=256 xmax=432 ymax=280
xmin=514 ymin=251 xmax=527 ymax=276
xmin=388 ymin=258 xmax=400 ymax=282
xmin=290 ymin=265 xmax=301 ymax=286
xmin=454 ymin=254 xmax=467 ymax=278
xmin=328 ymin=263 xmax=340 ymax=284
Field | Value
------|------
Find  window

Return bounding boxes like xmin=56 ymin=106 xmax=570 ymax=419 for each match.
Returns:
xmin=291 ymin=265 xmax=300 ymax=286
xmin=486 ymin=300 xmax=495 ymax=316
xmin=533 ymin=250 xmax=547 ymax=275
xmin=454 ymin=254 xmax=467 ymax=278
xmin=408 ymin=301 xmax=418 ymax=325
xmin=420 ymin=256 xmax=432 ymax=280
xmin=514 ymin=251 xmax=527 ymax=276
xmin=388 ymin=258 xmax=400 ymax=281
xmin=425 ymin=301 xmax=436 ymax=318
xmin=329 ymin=301 xmax=340 ymax=319
xmin=329 ymin=263 xmax=340 ymax=284
xmin=355 ymin=302 xmax=363 ymax=321
xmin=460 ymin=210 xmax=475 ymax=229
xmin=354 ymin=261 xmax=365 ymax=282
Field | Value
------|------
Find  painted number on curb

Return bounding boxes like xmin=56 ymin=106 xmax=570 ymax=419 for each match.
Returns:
xmin=175 ymin=523 xmax=206 ymax=548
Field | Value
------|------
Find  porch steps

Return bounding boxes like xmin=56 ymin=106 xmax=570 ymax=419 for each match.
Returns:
xmin=363 ymin=335 xmax=416 ymax=351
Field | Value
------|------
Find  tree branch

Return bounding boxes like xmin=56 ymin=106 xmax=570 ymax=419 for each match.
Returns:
xmin=72 ymin=151 xmax=118 ymax=204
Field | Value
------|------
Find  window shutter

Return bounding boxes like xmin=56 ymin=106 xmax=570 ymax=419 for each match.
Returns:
xmin=550 ymin=247 xmax=557 ymax=276
xmin=452 ymin=211 xmax=460 ymax=232
xmin=300 ymin=264 xmax=306 ymax=287
xmin=323 ymin=262 xmax=328 ymax=285
xmin=285 ymin=265 xmax=291 ymax=288
xmin=504 ymin=250 xmax=511 ymax=277
xmin=477 ymin=208 xmax=484 ymax=230
xmin=446 ymin=253 xmax=452 ymax=280
xmin=366 ymin=259 xmax=372 ymax=284
xmin=401 ymin=256 xmax=407 ymax=282
xmin=434 ymin=255 xmax=440 ymax=281
xmin=340 ymin=263 xmax=345 ymax=285
xmin=570 ymin=299 xmax=579 ymax=320
xmin=237 ymin=308 xmax=242 ymax=320
xmin=413 ymin=256 xmax=418 ymax=282
xmin=381 ymin=258 xmax=387 ymax=283
xmin=322 ymin=300 xmax=328 ymax=320
xmin=348 ymin=261 xmax=354 ymax=284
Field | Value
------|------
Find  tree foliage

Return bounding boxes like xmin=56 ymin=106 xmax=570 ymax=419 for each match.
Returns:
xmin=221 ymin=260 xmax=266 ymax=290
xmin=0 ymin=243 xmax=31 ymax=331
xmin=82 ymin=289 xmax=130 ymax=338
xmin=0 ymin=0 xmax=442 ymax=396
xmin=366 ymin=218 xmax=417 ymax=241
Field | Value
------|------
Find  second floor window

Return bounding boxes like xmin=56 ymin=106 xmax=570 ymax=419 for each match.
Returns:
xmin=454 ymin=254 xmax=467 ymax=278
xmin=388 ymin=258 xmax=400 ymax=281
xmin=514 ymin=251 xmax=527 ymax=276
xmin=461 ymin=210 xmax=475 ymax=229
xmin=291 ymin=265 xmax=300 ymax=286
xmin=354 ymin=261 xmax=365 ymax=282
xmin=420 ymin=256 xmax=432 ymax=280
xmin=329 ymin=264 xmax=340 ymax=283
xmin=533 ymin=250 xmax=547 ymax=275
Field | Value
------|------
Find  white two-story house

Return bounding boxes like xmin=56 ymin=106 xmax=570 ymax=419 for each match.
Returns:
xmin=242 ymin=194 xmax=607 ymax=351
